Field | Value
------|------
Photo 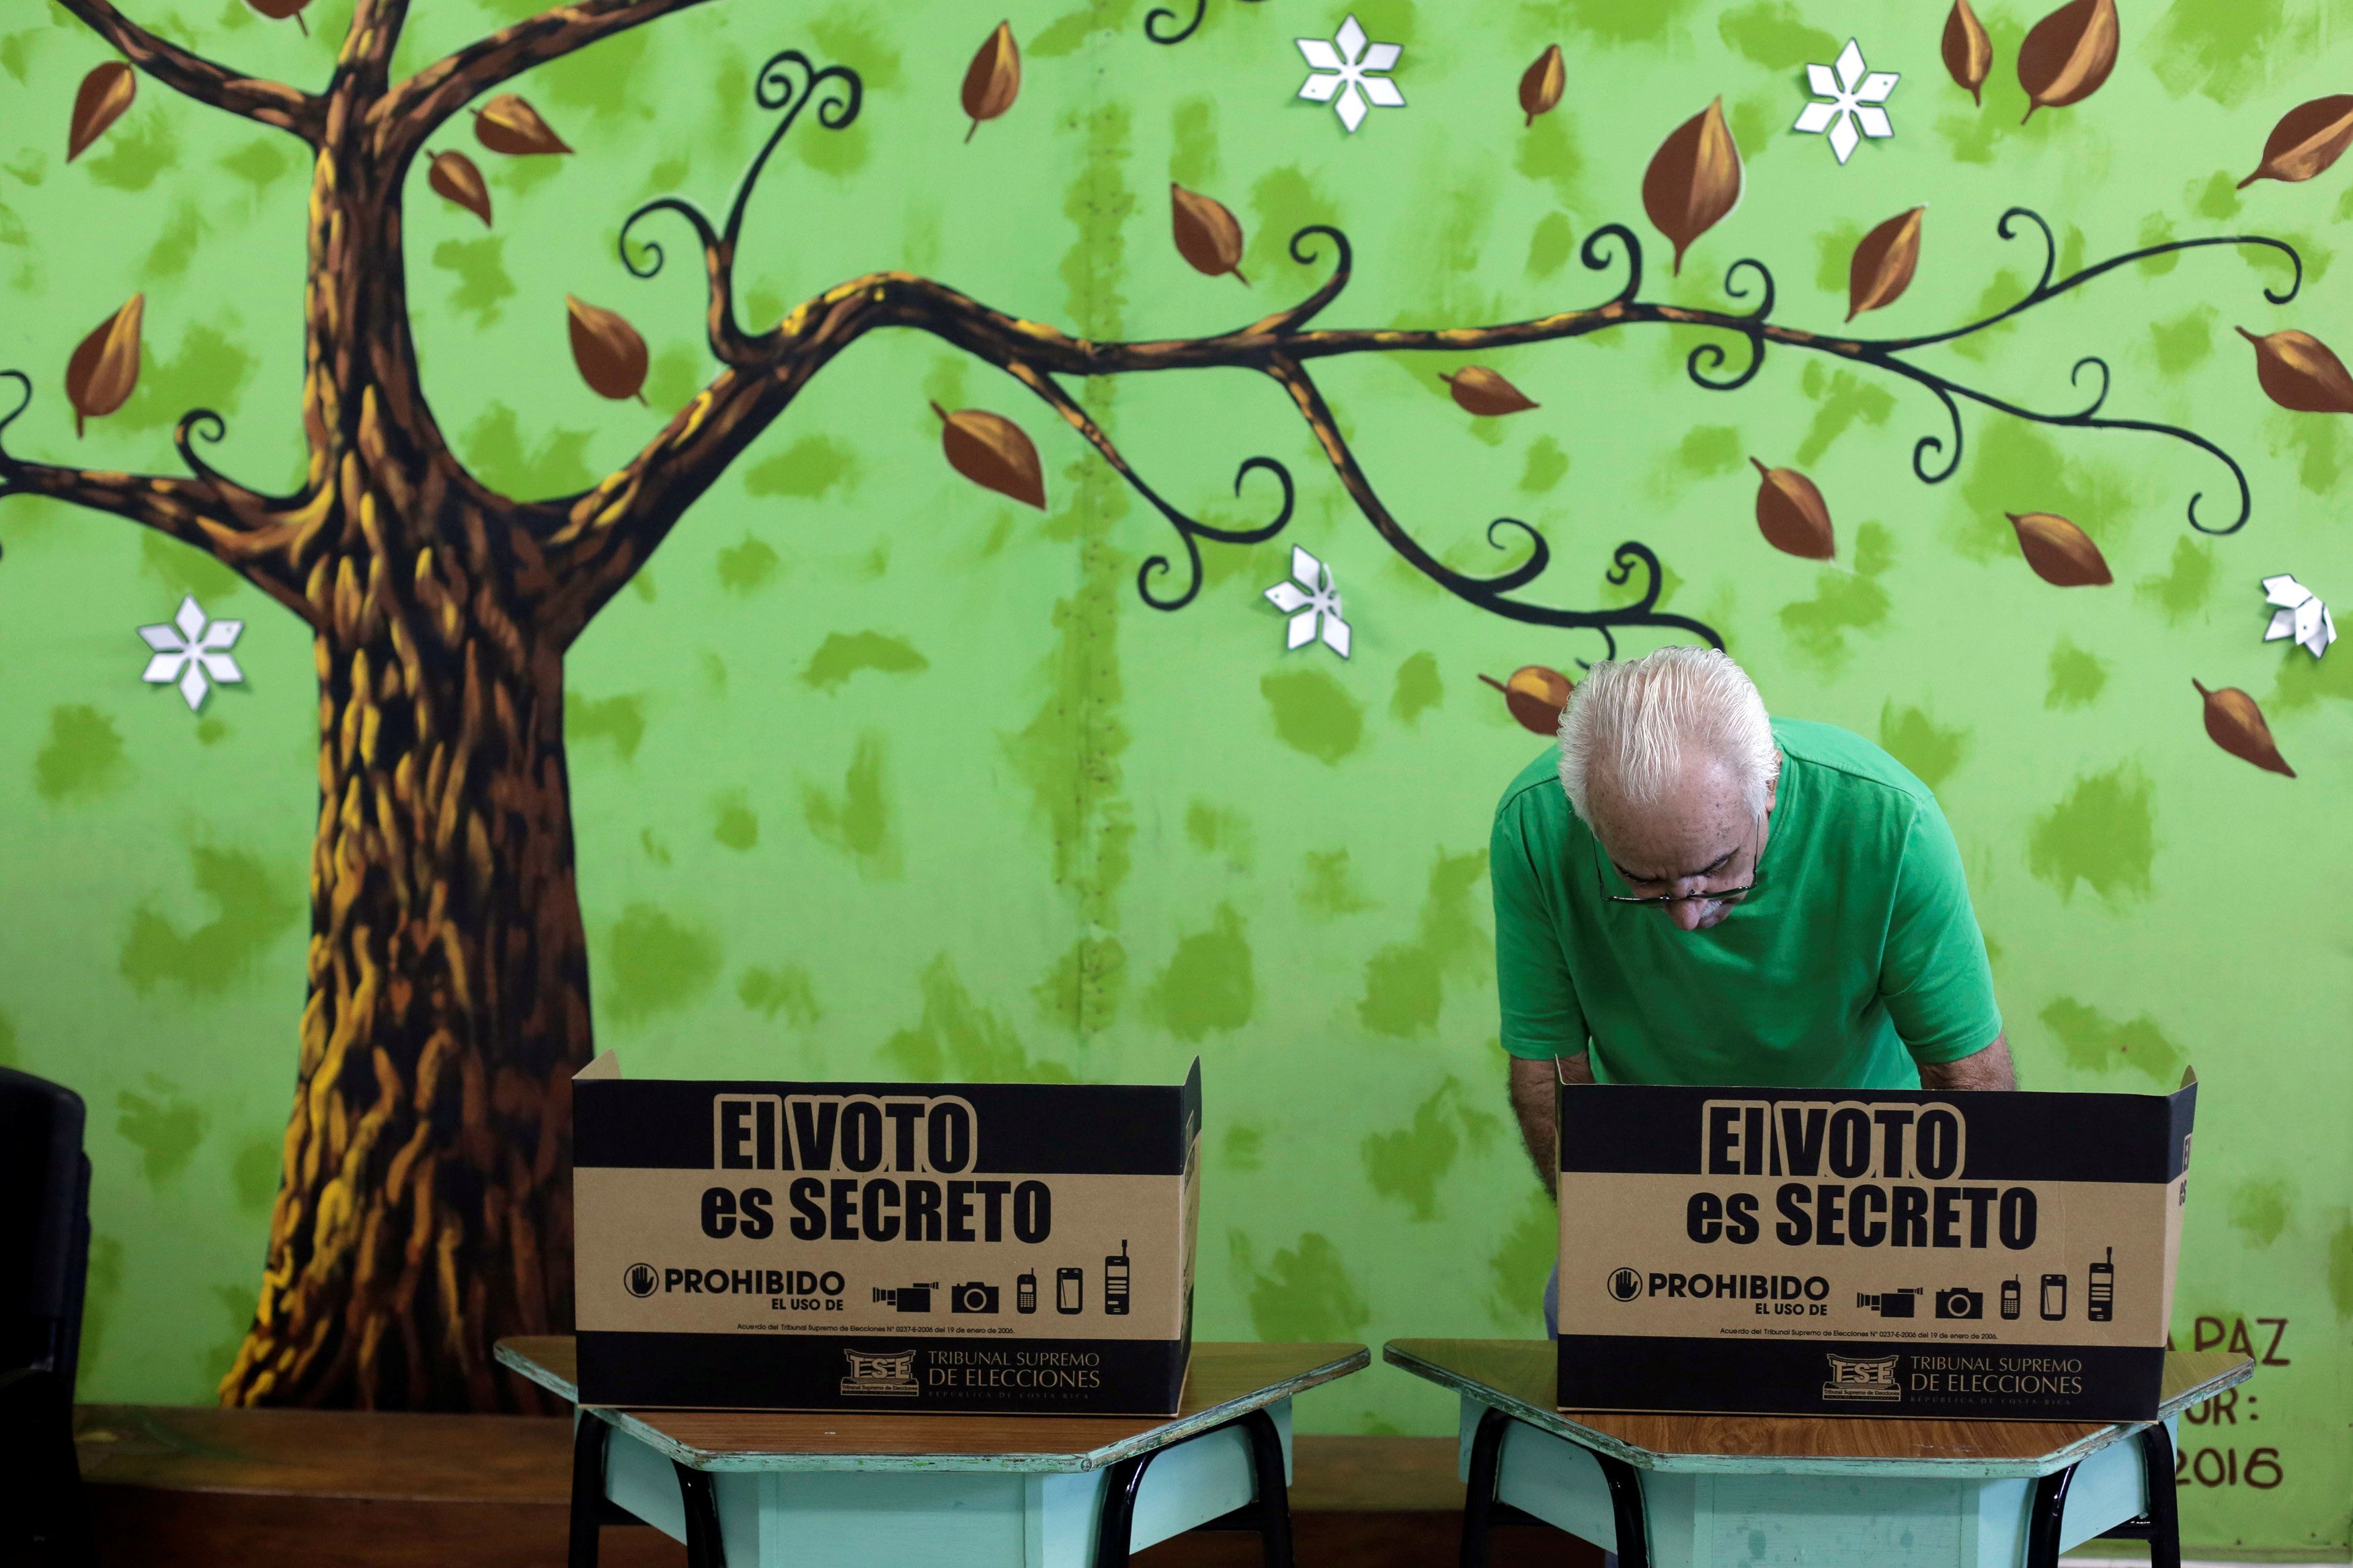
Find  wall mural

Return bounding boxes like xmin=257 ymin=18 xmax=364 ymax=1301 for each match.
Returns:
xmin=2 ymin=0 xmax=2347 ymax=1550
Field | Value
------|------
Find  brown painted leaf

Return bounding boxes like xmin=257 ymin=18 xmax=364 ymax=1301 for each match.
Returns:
xmin=932 ymin=401 xmax=1044 ymax=509
xmin=961 ymin=21 xmax=1020 ymax=142
xmin=1441 ymin=367 xmax=1538 ymax=416
xmin=2005 ymin=511 xmax=2111 ymax=586
xmin=65 ymin=293 xmax=143 ymax=439
xmin=1170 ymin=183 xmax=1246 ymax=284
xmin=473 ymin=93 xmax=571 ymax=157
xmin=2192 ymin=679 xmax=2295 ymax=778
xmin=2238 ymin=95 xmax=2353 ymax=190
xmin=1750 ymin=458 xmax=1833 ymax=560
xmin=67 ymin=62 xmax=135 ymax=163
xmin=565 ymin=295 xmax=647 ymax=402
xmin=1519 ymin=44 xmax=1564 ymax=126
xmin=246 ymin=0 xmax=312 ymax=31
xmin=1847 ymin=207 xmax=1925 ymax=322
xmin=2236 ymin=325 xmax=2353 ymax=413
xmin=1642 ymin=98 xmax=1742 ymax=276
xmin=428 ymin=151 xmax=492 ymax=228
xmin=1481 ymin=666 xmax=1573 ymax=737
xmin=1942 ymin=0 xmax=1991 ymax=106
xmin=2017 ymin=0 xmax=2118 ymax=123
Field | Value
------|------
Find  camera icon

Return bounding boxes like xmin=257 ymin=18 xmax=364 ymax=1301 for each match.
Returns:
xmin=951 ymin=1281 xmax=1000 ymax=1315
xmin=1934 ymin=1286 xmax=1984 ymax=1320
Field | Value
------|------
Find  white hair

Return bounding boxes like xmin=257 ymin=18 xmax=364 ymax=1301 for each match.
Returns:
xmin=1557 ymin=647 xmax=1777 ymax=828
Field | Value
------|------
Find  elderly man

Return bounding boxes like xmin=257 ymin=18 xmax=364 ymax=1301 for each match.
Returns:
xmin=1491 ymin=647 xmax=2011 ymax=1326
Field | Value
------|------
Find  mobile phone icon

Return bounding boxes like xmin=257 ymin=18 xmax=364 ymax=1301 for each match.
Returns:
xmin=1056 ymin=1266 xmax=1083 ymax=1315
xmin=2040 ymin=1273 xmax=2067 ymax=1321
xmin=2088 ymin=1248 xmax=2114 ymax=1323
xmin=1105 ymin=1239 xmax=1131 ymax=1316
xmin=1016 ymin=1270 xmax=1038 ymax=1315
xmin=2000 ymin=1277 xmax=2021 ymax=1320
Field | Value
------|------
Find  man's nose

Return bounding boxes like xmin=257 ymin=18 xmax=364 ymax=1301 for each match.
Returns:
xmin=1667 ymin=899 xmax=1708 ymax=932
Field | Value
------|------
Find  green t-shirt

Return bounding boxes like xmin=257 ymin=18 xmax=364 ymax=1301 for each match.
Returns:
xmin=1490 ymin=717 xmax=2000 ymax=1088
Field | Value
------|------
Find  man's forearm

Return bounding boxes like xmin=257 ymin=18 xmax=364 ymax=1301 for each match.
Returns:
xmin=1508 ymin=1053 xmax=1590 ymax=1189
xmin=1919 ymin=1032 xmax=2016 ymax=1090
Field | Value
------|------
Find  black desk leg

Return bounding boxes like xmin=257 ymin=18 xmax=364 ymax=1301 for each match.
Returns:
xmin=1592 ymin=1450 xmax=1652 ymax=1568
xmin=2025 ymin=1460 xmax=2077 ymax=1568
xmin=1095 ymin=1407 xmax=1293 ymax=1568
xmin=568 ymin=1415 xmax=610 ymax=1568
xmin=1459 ymin=1406 xmax=1513 ymax=1568
xmin=674 ymin=1461 xmax=727 ymax=1568
xmin=2133 ymin=1422 xmax=2183 ymax=1568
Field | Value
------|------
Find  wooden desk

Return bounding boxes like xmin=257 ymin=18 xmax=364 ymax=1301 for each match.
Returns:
xmin=496 ymin=1336 xmax=1366 ymax=1567
xmin=1386 ymin=1339 xmax=2253 ymax=1568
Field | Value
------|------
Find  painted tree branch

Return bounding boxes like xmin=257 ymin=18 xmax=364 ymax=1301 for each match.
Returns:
xmin=58 ymin=0 xmax=321 ymax=141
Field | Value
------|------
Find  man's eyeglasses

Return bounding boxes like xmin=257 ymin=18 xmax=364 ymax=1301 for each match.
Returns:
xmin=1594 ymin=827 xmax=1762 ymax=909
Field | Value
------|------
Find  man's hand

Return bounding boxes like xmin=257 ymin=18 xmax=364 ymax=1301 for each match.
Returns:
xmin=1918 ymin=1032 xmax=2016 ymax=1090
xmin=1509 ymin=1053 xmax=1590 ymax=1189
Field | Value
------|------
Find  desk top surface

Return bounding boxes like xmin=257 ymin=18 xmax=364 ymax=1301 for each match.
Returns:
xmin=494 ymin=1336 xmax=1367 ymax=1473
xmin=1384 ymin=1339 xmax=2254 ymax=1479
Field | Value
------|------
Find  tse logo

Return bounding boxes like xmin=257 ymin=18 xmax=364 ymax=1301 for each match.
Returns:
xmin=713 ymin=1094 xmax=980 ymax=1175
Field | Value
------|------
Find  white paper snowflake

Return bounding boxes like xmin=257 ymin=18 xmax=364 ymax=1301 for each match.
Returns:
xmin=138 ymin=595 xmax=245 ymax=711
xmin=1264 ymin=545 xmax=1351 ymax=658
xmin=1296 ymin=15 xmax=1403 ymax=134
xmin=1794 ymin=40 xmax=1898 ymax=164
xmin=2263 ymin=574 xmax=2336 ymax=659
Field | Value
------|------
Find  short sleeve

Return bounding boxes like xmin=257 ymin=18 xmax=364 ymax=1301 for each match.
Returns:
xmin=1491 ymin=794 xmax=1591 ymax=1061
xmin=1880 ymin=800 xmax=2003 ymax=1065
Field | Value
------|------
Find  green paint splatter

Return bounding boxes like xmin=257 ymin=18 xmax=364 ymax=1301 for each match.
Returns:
xmin=601 ymin=903 xmax=721 ymax=1025
xmin=2191 ymin=171 xmax=2241 ymax=221
xmin=807 ymin=5 xmax=904 ymax=89
xmin=83 ymin=106 xmax=177 ymax=190
xmin=1029 ymin=0 xmax=1139 ymax=56
xmin=801 ymin=630 xmax=928 ymax=692
xmin=1522 ymin=0 xmax=1698 ymax=44
xmin=566 ymin=692 xmax=647 ymax=761
xmin=231 ymin=1133 xmax=281 ymax=1212
xmin=1526 ymin=212 xmax=1574 ymax=280
xmin=1358 ymin=848 xmax=1490 ymax=1038
xmin=432 ymin=236 xmax=514 ymax=327
xmin=1673 ymin=425 xmax=1742 ymax=478
xmin=2228 ymin=1180 xmax=2290 ymax=1247
xmin=1228 ymin=1230 xmax=1369 ymax=1340
xmin=1792 ymin=363 xmax=1895 ymax=466
xmin=1361 ymin=1075 xmax=1499 ymax=1221
xmin=1300 ymin=848 xmax=1375 ymax=919
xmin=2327 ymin=1219 xmax=2353 ymax=1319
xmin=120 ymin=844 xmax=300 ymax=997
xmin=1261 ymin=667 xmax=1363 ymax=764
xmin=797 ymin=119 xmax=869 ymax=179
xmin=1033 ymin=938 xmax=1127 ymax=1036
xmin=711 ymin=790 xmax=758 ymax=852
xmin=803 ymin=735 xmax=900 ymax=878
xmin=1170 ymin=95 xmax=1218 ymax=187
xmin=1390 ymin=651 xmax=1443 ymax=725
xmin=79 ymin=1235 xmax=123 ymax=1380
xmin=1224 ymin=1125 xmax=1263 ymax=1172
xmin=2135 ymin=212 xmax=2182 ymax=274
xmin=2133 ymin=536 xmax=2214 ymax=626
xmin=461 ymin=402 xmax=595 ymax=499
xmin=1951 ymin=422 xmax=2128 ymax=564
xmin=1245 ymin=165 xmax=1343 ymax=282
xmin=34 ymin=704 xmax=129 ymax=804
xmin=141 ymin=528 xmax=239 ymax=602
xmin=1780 ymin=521 xmax=1894 ymax=671
xmin=1878 ymin=702 xmax=1968 ymax=791
xmin=1513 ymin=114 xmax=1585 ymax=210
xmin=0 ymin=1007 xmax=14 ymax=1067
xmin=885 ymin=955 xmax=1074 ymax=1080
xmin=1946 ymin=269 xmax=2026 ymax=362
xmin=643 ymin=343 xmax=700 ymax=415
xmin=1812 ymin=220 xmax=1864 ymax=296
xmin=2280 ymin=411 xmax=2350 ymax=497
xmin=2037 ymin=997 xmax=2182 ymax=1083
xmin=1184 ymin=801 xmax=1255 ymax=872
xmin=1488 ymin=1188 xmax=1556 ymax=1329
xmin=715 ymin=534 xmax=780 ymax=593
xmin=2150 ymin=0 xmax=2299 ymax=103
xmin=218 ymin=136 xmax=292 ymax=200
xmin=117 ymin=1074 xmax=206 ymax=1187
xmin=2270 ymin=626 xmax=2353 ymax=714
xmin=1727 ymin=95 xmax=1780 ymax=161
xmin=1718 ymin=0 xmax=1837 ymax=68
xmin=142 ymin=201 xmax=208 ymax=283
xmin=120 ymin=320 xmax=254 ymax=434
xmin=1145 ymin=904 xmax=1256 ymax=1040
xmin=2045 ymin=638 xmax=2110 ymax=710
xmin=195 ymin=716 xmax=232 ymax=747
xmin=2149 ymin=305 xmax=2217 ymax=376
xmin=2028 ymin=768 xmax=2155 ymax=907
xmin=208 ymin=1284 xmax=255 ymax=1384
xmin=641 ymin=829 xmax=670 ymax=866
xmin=1519 ymin=435 xmax=1568 ymax=492
xmin=738 ymin=963 xmax=821 ymax=1026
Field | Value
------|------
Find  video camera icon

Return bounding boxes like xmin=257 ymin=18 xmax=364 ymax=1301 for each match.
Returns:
xmin=1856 ymin=1288 xmax=1922 ymax=1319
xmin=873 ymin=1282 xmax=939 ymax=1313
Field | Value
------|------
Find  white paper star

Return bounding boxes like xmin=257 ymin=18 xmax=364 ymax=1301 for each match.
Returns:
xmin=1264 ymin=545 xmax=1351 ymax=658
xmin=138 ymin=595 xmax=245 ymax=711
xmin=2262 ymin=574 xmax=2335 ymax=659
xmin=1296 ymin=15 xmax=1404 ymax=134
xmin=1793 ymin=39 xmax=1899 ymax=164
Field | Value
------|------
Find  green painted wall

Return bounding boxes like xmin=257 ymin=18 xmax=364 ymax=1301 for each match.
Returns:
xmin=3 ymin=0 xmax=2348 ymax=1552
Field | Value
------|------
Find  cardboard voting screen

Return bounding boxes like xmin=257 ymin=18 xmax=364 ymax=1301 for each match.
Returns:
xmin=573 ymin=1054 xmax=1200 ymax=1414
xmin=1556 ymin=1072 xmax=2195 ymax=1421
